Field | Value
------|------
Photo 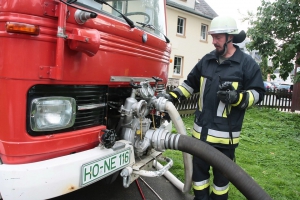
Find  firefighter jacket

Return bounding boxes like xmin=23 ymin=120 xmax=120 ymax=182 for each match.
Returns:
xmin=176 ymin=45 xmax=265 ymax=148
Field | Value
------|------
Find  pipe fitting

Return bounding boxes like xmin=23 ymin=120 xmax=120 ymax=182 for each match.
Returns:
xmin=122 ymin=97 xmax=137 ymax=116
xmin=132 ymin=157 xmax=173 ymax=177
xmin=132 ymin=100 xmax=147 ymax=118
xmin=74 ymin=10 xmax=96 ymax=24
xmin=154 ymin=97 xmax=168 ymax=112
xmin=120 ymin=167 xmax=133 ymax=188
xmin=134 ymin=137 xmax=151 ymax=155
xmin=151 ymin=127 xmax=169 ymax=152
xmin=144 ymin=126 xmax=181 ymax=152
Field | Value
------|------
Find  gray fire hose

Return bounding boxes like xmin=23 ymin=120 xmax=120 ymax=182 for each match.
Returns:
xmin=153 ymin=99 xmax=272 ymax=200
xmin=163 ymin=134 xmax=272 ymax=200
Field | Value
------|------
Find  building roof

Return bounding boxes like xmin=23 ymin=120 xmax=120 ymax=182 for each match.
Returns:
xmin=194 ymin=0 xmax=218 ymax=19
xmin=166 ymin=0 xmax=218 ymax=20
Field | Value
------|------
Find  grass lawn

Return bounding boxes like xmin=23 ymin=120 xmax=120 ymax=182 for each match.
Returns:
xmin=163 ymin=107 xmax=300 ymax=200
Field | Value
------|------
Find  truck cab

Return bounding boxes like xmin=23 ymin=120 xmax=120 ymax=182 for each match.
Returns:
xmin=0 ymin=1 xmax=172 ymax=199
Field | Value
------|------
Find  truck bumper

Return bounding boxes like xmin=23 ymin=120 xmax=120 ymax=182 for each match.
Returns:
xmin=0 ymin=140 xmax=135 ymax=200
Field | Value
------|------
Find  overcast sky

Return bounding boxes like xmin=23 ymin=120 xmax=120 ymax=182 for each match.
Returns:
xmin=205 ymin=0 xmax=263 ymax=31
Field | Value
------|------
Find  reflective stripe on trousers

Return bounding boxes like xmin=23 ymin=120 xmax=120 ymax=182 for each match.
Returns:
xmin=193 ymin=148 xmax=234 ymax=200
xmin=193 ymin=179 xmax=210 ymax=191
xmin=212 ymin=183 xmax=229 ymax=195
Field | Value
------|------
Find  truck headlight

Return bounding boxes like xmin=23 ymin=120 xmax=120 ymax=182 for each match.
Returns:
xmin=30 ymin=97 xmax=76 ymax=131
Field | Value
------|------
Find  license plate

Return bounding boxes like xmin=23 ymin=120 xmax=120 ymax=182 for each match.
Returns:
xmin=81 ymin=148 xmax=131 ymax=186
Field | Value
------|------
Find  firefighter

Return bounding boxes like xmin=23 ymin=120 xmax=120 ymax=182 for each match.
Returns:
xmin=168 ymin=16 xmax=265 ymax=200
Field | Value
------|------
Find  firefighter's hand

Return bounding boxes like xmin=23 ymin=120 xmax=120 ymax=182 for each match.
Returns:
xmin=156 ymin=92 xmax=177 ymax=103
xmin=167 ymin=92 xmax=178 ymax=103
xmin=217 ymin=90 xmax=238 ymax=104
xmin=217 ymin=82 xmax=238 ymax=104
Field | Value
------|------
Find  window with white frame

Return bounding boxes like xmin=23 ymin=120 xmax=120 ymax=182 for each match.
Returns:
xmin=201 ymin=24 xmax=208 ymax=41
xmin=173 ymin=56 xmax=183 ymax=75
xmin=177 ymin=17 xmax=185 ymax=35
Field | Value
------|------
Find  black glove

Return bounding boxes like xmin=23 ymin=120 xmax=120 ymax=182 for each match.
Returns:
xmin=217 ymin=82 xmax=239 ymax=104
xmin=156 ymin=91 xmax=177 ymax=103
xmin=157 ymin=88 xmax=181 ymax=103
xmin=168 ymin=89 xmax=181 ymax=103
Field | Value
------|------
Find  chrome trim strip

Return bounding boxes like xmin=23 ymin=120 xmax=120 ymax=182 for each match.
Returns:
xmin=110 ymin=76 xmax=155 ymax=82
xmin=78 ymin=103 xmax=106 ymax=111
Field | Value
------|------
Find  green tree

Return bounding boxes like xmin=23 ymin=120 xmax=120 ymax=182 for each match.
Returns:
xmin=245 ymin=0 xmax=300 ymax=82
xmin=259 ymin=56 xmax=274 ymax=80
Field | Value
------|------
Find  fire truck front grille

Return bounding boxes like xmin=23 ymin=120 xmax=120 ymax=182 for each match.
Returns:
xmin=27 ymin=85 xmax=108 ymax=136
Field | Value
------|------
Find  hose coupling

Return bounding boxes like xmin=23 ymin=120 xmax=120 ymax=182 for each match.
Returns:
xmin=120 ymin=167 xmax=133 ymax=188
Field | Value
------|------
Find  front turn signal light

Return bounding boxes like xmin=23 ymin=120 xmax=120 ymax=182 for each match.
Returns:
xmin=6 ymin=22 xmax=40 ymax=35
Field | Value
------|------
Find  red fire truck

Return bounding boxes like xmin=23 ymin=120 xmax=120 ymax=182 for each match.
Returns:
xmin=0 ymin=0 xmax=183 ymax=199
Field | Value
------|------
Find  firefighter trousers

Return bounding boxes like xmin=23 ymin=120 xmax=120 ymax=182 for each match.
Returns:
xmin=192 ymin=147 xmax=235 ymax=200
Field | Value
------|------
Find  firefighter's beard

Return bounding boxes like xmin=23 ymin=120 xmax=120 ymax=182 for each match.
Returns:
xmin=215 ymin=43 xmax=228 ymax=57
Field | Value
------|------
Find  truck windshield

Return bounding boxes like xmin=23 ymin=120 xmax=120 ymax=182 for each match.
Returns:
xmin=75 ymin=0 xmax=167 ymax=39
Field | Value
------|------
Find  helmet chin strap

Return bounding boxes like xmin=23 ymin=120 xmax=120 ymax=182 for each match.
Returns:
xmin=216 ymin=34 xmax=233 ymax=57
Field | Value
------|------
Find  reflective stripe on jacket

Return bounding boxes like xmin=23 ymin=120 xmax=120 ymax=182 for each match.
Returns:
xmin=177 ymin=45 xmax=265 ymax=148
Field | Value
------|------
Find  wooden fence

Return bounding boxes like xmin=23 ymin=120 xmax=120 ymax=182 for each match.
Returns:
xmin=258 ymin=89 xmax=292 ymax=111
xmin=166 ymin=86 xmax=292 ymax=116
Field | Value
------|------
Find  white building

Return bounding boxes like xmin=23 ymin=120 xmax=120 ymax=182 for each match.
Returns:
xmin=166 ymin=0 xmax=217 ymax=86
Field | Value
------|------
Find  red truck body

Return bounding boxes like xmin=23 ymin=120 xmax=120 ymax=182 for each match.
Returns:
xmin=0 ymin=0 xmax=170 ymax=163
xmin=0 ymin=1 xmax=171 ymax=199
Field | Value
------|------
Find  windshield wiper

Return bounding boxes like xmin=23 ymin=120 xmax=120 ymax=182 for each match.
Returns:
xmin=94 ymin=0 xmax=135 ymax=28
xmin=67 ymin=0 xmax=77 ymax=3
xmin=136 ymin=22 xmax=170 ymax=43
